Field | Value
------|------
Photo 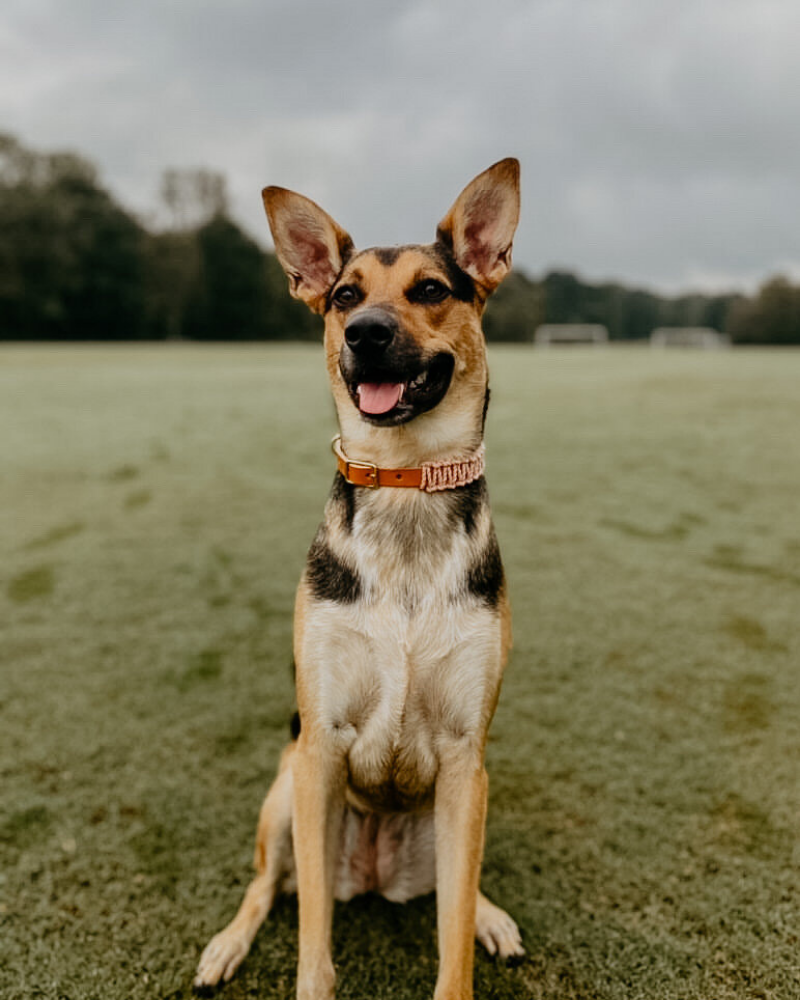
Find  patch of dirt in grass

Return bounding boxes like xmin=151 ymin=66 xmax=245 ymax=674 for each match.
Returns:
xmin=108 ymin=464 xmax=140 ymax=482
xmin=703 ymin=793 xmax=792 ymax=861
xmin=7 ymin=565 xmax=56 ymax=602
xmin=723 ymin=684 xmax=774 ymax=734
xmin=705 ymin=544 xmax=800 ymax=588
xmin=166 ymin=648 xmax=224 ymax=692
xmin=722 ymin=615 xmax=787 ymax=652
xmin=22 ymin=521 xmax=84 ymax=551
xmin=0 ymin=804 xmax=53 ymax=850
xmin=124 ymin=489 xmax=152 ymax=510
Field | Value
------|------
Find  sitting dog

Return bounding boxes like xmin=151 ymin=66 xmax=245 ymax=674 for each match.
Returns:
xmin=195 ymin=158 xmax=523 ymax=1000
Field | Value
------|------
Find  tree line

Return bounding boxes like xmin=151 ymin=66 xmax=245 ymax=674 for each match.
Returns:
xmin=0 ymin=133 xmax=318 ymax=342
xmin=1 ymin=133 xmax=798 ymax=344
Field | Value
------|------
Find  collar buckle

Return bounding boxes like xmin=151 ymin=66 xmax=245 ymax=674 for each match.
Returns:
xmin=345 ymin=456 xmax=379 ymax=488
xmin=331 ymin=435 xmax=379 ymax=488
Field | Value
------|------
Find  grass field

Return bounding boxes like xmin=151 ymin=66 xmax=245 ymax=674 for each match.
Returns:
xmin=1 ymin=344 xmax=799 ymax=1000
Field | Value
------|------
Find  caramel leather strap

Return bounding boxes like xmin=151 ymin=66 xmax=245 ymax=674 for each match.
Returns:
xmin=332 ymin=435 xmax=485 ymax=492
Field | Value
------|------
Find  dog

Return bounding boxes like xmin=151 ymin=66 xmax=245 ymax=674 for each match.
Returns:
xmin=194 ymin=158 xmax=523 ymax=1000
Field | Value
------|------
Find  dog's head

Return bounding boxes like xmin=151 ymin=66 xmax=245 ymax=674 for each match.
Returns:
xmin=263 ymin=159 xmax=520 ymax=458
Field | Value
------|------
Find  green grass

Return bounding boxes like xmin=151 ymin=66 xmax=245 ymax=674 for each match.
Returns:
xmin=1 ymin=344 xmax=799 ymax=1000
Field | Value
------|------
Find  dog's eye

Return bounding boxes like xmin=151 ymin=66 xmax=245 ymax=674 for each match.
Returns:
xmin=409 ymin=279 xmax=450 ymax=305
xmin=332 ymin=285 xmax=361 ymax=309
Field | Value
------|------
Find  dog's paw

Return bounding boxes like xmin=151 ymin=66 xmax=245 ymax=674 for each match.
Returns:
xmin=475 ymin=896 xmax=525 ymax=963
xmin=193 ymin=929 xmax=250 ymax=990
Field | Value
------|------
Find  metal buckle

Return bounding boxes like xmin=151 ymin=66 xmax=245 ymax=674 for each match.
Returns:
xmin=331 ymin=435 xmax=379 ymax=488
xmin=345 ymin=458 xmax=379 ymax=487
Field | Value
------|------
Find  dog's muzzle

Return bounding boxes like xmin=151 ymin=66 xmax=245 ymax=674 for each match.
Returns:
xmin=344 ymin=307 xmax=397 ymax=361
xmin=339 ymin=307 xmax=455 ymax=425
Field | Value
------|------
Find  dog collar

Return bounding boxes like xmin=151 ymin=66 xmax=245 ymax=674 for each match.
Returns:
xmin=332 ymin=435 xmax=485 ymax=492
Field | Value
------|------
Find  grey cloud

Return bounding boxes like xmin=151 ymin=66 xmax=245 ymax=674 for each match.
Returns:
xmin=2 ymin=0 xmax=799 ymax=291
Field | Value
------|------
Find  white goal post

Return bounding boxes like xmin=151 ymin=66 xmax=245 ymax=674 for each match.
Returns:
xmin=533 ymin=324 xmax=609 ymax=347
xmin=650 ymin=327 xmax=731 ymax=349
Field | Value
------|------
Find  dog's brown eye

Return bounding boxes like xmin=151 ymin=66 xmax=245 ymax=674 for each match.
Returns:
xmin=409 ymin=279 xmax=449 ymax=305
xmin=332 ymin=285 xmax=361 ymax=309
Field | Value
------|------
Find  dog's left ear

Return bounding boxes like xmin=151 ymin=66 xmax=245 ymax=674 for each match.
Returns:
xmin=436 ymin=158 xmax=520 ymax=294
xmin=262 ymin=187 xmax=354 ymax=314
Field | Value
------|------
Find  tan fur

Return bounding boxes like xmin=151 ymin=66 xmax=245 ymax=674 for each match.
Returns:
xmin=195 ymin=160 xmax=523 ymax=1000
xmin=325 ymin=249 xmax=489 ymax=467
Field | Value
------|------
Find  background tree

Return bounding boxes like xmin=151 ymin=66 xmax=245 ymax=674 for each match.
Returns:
xmin=144 ymin=168 xmax=231 ymax=339
xmin=160 ymin=168 xmax=228 ymax=230
xmin=143 ymin=231 xmax=200 ymax=340
xmin=0 ymin=133 xmax=146 ymax=340
xmin=151 ymin=167 xmax=320 ymax=341
xmin=263 ymin=253 xmax=322 ymax=341
xmin=2 ymin=132 xmax=799 ymax=344
xmin=726 ymin=276 xmax=800 ymax=345
xmin=484 ymin=271 xmax=544 ymax=342
xmin=184 ymin=216 xmax=269 ymax=340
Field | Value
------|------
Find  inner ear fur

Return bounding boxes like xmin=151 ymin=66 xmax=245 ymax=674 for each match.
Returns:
xmin=262 ymin=187 xmax=354 ymax=314
xmin=436 ymin=158 xmax=520 ymax=294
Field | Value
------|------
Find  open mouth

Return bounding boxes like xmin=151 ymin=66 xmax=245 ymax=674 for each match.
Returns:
xmin=343 ymin=352 xmax=455 ymax=426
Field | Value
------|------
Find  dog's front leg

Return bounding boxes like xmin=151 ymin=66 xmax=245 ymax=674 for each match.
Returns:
xmin=433 ymin=751 xmax=488 ymax=1000
xmin=292 ymin=735 xmax=345 ymax=1000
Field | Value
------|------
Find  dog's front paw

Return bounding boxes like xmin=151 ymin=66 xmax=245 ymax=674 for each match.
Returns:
xmin=194 ymin=929 xmax=250 ymax=990
xmin=475 ymin=895 xmax=525 ymax=964
xmin=296 ymin=957 xmax=336 ymax=1000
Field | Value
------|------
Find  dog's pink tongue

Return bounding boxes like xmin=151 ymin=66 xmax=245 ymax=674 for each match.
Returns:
xmin=358 ymin=382 xmax=404 ymax=415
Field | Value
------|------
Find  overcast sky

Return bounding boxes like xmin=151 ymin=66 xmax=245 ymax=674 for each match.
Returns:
xmin=2 ymin=0 xmax=799 ymax=293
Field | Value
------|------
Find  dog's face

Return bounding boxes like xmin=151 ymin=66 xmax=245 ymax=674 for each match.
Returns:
xmin=263 ymin=159 xmax=520 ymax=454
xmin=325 ymin=243 xmax=481 ymax=432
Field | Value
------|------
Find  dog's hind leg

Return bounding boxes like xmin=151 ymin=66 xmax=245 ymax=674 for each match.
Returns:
xmin=194 ymin=745 xmax=295 ymax=989
xmin=475 ymin=889 xmax=524 ymax=962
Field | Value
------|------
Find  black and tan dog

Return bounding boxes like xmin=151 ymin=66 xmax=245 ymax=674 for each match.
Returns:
xmin=194 ymin=159 xmax=523 ymax=1000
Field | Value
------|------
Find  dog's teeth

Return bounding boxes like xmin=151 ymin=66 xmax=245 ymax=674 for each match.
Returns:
xmin=399 ymin=384 xmax=405 ymax=401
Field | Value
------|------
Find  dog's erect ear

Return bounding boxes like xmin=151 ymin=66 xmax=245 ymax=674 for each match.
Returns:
xmin=436 ymin=158 xmax=520 ymax=294
xmin=262 ymin=187 xmax=354 ymax=314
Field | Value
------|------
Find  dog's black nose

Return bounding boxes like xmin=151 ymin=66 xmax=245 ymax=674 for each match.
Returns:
xmin=344 ymin=309 xmax=396 ymax=357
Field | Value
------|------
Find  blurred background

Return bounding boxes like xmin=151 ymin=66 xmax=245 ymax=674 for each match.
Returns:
xmin=2 ymin=0 xmax=800 ymax=345
xmin=3 ymin=5 xmax=800 ymax=1000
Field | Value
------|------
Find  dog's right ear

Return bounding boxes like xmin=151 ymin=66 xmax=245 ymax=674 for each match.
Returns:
xmin=436 ymin=158 xmax=520 ymax=295
xmin=262 ymin=187 xmax=354 ymax=314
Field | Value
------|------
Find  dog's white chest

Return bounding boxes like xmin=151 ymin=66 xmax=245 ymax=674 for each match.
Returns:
xmin=297 ymin=486 xmax=505 ymax=807
xmin=303 ymin=592 xmax=502 ymax=806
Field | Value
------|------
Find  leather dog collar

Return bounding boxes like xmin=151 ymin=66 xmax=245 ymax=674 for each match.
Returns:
xmin=332 ymin=435 xmax=485 ymax=492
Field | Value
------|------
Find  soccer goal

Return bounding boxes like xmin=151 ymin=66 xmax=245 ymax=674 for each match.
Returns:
xmin=533 ymin=324 xmax=609 ymax=347
xmin=650 ymin=327 xmax=731 ymax=349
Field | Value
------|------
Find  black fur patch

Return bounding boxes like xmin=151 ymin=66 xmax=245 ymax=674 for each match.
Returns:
xmin=306 ymin=532 xmax=361 ymax=603
xmin=290 ymin=710 xmax=301 ymax=740
xmin=340 ymin=236 xmax=356 ymax=265
xmin=329 ymin=472 xmax=357 ymax=532
xmin=322 ymin=242 xmax=358 ymax=313
xmin=448 ymin=477 xmax=487 ymax=536
xmin=370 ymin=245 xmax=405 ymax=267
xmin=467 ymin=529 xmax=504 ymax=607
xmin=431 ymin=238 xmax=476 ymax=302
